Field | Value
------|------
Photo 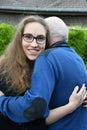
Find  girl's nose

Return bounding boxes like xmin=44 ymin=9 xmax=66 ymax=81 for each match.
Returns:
xmin=30 ymin=39 xmax=38 ymax=47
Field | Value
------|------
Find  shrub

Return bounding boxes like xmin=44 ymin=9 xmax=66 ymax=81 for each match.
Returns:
xmin=0 ymin=23 xmax=15 ymax=55
xmin=68 ymin=26 xmax=87 ymax=64
xmin=83 ymin=30 xmax=87 ymax=66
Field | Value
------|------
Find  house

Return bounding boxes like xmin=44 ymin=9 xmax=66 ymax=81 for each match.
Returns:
xmin=0 ymin=0 xmax=87 ymax=25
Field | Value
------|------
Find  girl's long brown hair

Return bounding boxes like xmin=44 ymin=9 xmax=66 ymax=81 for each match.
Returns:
xmin=0 ymin=15 xmax=50 ymax=95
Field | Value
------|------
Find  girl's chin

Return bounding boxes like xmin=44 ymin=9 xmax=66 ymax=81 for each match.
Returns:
xmin=27 ymin=56 xmax=38 ymax=61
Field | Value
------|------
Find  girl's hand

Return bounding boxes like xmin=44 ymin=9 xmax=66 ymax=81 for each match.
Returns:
xmin=83 ymin=91 xmax=87 ymax=107
xmin=69 ymin=84 xmax=86 ymax=111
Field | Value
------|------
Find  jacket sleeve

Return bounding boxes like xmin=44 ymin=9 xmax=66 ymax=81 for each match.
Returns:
xmin=0 ymin=55 xmax=56 ymax=123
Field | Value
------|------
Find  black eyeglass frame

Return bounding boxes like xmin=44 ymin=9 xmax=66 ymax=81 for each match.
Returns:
xmin=22 ymin=33 xmax=46 ymax=44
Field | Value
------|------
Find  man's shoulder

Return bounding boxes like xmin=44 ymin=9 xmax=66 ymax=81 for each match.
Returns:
xmin=40 ymin=48 xmax=56 ymax=57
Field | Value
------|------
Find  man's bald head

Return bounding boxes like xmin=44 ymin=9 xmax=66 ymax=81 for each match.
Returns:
xmin=45 ymin=16 xmax=68 ymax=45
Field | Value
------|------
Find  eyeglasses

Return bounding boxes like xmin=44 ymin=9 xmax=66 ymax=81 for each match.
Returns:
xmin=22 ymin=33 xmax=46 ymax=44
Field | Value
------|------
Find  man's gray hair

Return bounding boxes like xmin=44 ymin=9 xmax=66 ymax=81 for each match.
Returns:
xmin=45 ymin=16 xmax=68 ymax=42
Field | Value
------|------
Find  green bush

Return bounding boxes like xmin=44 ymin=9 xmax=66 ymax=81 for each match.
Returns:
xmin=83 ymin=30 xmax=87 ymax=66
xmin=0 ymin=23 xmax=15 ymax=55
xmin=68 ymin=26 xmax=87 ymax=65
